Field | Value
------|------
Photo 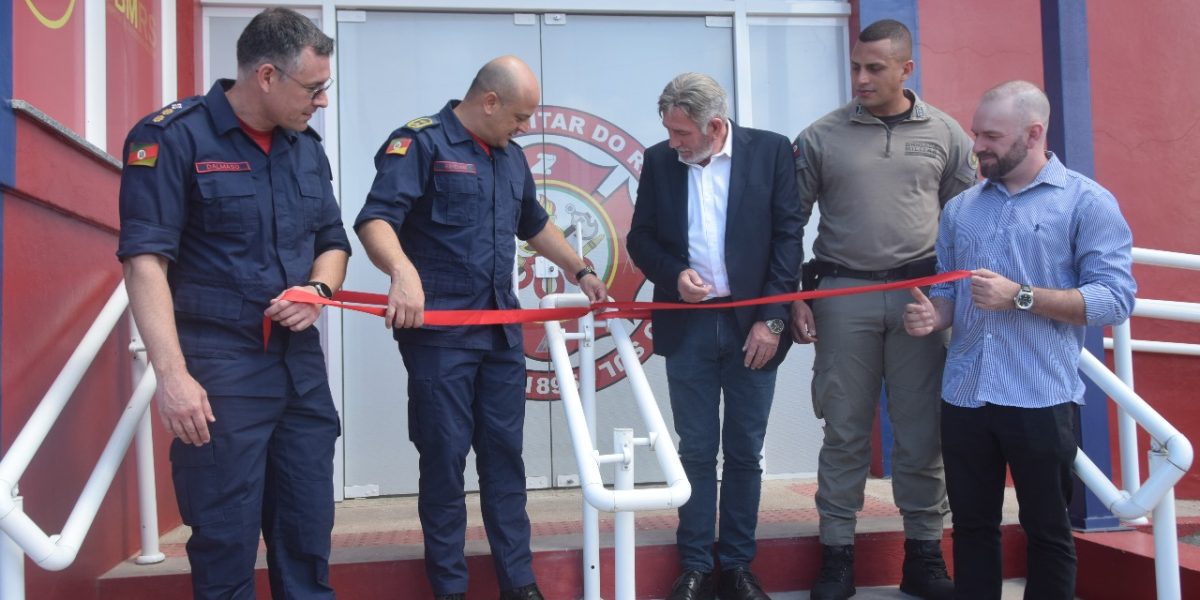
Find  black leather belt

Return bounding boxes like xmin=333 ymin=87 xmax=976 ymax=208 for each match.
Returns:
xmin=699 ymin=296 xmax=733 ymax=305
xmin=812 ymin=258 xmax=937 ymax=281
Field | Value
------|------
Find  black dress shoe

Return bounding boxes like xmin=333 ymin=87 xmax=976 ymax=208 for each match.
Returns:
xmin=666 ymin=569 xmax=715 ymax=600
xmin=717 ymin=567 xmax=771 ymax=600
xmin=499 ymin=583 xmax=545 ymax=600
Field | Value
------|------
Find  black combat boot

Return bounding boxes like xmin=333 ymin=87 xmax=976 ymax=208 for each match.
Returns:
xmin=810 ymin=544 xmax=855 ymax=600
xmin=899 ymin=538 xmax=954 ymax=600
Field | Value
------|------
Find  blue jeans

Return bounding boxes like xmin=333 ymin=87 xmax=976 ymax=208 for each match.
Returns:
xmin=665 ymin=309 xmax=777 ymax=572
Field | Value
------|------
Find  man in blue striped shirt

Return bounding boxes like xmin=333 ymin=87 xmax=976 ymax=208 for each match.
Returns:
xmin=903 ymin=80 xmax=1136 ymax=600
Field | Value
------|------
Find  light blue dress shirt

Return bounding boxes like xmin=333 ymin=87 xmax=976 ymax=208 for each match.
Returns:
xmin=930 ymin=153 xmax=1136 ymax=408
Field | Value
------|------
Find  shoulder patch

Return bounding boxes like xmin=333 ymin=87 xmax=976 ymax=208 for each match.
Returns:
xmin=404 ymin=115 xmax=438 ymax=131
xmin=127 ymin=142 xmax=160 ymax=167
xmin=146 ymin=98 xmax=201 ymax=128
xmin=792 ymin=135 xmax=809 ymax=171
xmin=386 ymin=137 xmax=413 ymax=156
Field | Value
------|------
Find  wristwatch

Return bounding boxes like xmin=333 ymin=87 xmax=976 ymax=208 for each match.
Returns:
xmin=575 ymin=265 xmax=597 ymax=283
xmin=304 ymin=280 xmax=333 ymax=299
xmin=1014 ymin=284 xmax=1034 ymax=311
xmin=764 ymin=318 xmax=786 ymax=335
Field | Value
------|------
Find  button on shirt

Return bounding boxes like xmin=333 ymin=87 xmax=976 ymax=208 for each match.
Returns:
xmin=929 ymin=153 xmax=1136 ymax=408
xmin=683 ymin=125 xmax=732 ymax=299
xmin=117 ymin=80 xmax=352 ymax=397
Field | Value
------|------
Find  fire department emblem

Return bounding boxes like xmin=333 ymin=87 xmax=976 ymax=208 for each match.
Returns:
xmin=514 ymin=106 xmax=654 ymax=401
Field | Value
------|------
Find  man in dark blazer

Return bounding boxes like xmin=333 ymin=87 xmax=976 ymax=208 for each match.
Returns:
xmin=627 ymin=72 xmax=803 ymax=600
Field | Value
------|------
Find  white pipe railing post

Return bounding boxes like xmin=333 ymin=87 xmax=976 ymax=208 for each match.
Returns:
xmin=0 ymin=496 xmax=24 ymax=600
xmin=1149 ymin=449 xmax=1182 ymax=600
xmin=613 ymin=428 xmax=636 ymax=600
xmin=579 ymin=312 xmax=601 ymax=600
xmin=130 ymin=321 xmax=166 ymax=565
xmin=133 ymin=408 xmax=165 ymax=565
xmin=1112 ymin=321 xmax=1142 ymax=497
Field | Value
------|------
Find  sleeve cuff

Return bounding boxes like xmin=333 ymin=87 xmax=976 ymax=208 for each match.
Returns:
xmin=117 ymin=219 xmax=181 ymax=262
xmin=1080 ymin=283 xmax=1122 ymax=326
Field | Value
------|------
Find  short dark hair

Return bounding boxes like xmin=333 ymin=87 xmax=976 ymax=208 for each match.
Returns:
xmin=858 ymin=19 xmax=912 ymax=61
xmin=236 ymin=8 xmax=333 ymax=74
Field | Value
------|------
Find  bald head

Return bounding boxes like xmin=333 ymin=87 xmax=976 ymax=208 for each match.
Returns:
xmin=455 ymin=55 xmax=539 ymax=148
xmin=980 ymin=80 xmax=1050 ymax=131
xmin=465 ymin=55 xmax=539 ymax=106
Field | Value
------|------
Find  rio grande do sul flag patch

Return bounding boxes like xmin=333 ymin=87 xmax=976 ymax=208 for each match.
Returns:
xmin=128 ymin=143 xmax=160 ymax=167
xmin=385 ymin=137 xmax=412 ymax=156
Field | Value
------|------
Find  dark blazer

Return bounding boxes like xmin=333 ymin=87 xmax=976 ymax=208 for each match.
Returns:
xmin=627 ymin=122 xmax=804 ymax=370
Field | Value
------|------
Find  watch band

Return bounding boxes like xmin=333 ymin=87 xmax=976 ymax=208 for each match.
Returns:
xmin=304 ymin=280 xmax=333 ymax=299
xmin=574 ymin=265 xmax=596 ymax=283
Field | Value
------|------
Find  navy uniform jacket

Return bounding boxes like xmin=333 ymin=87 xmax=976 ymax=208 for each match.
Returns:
xmin=117 ymin=80 xmax=352 ymax=397
xmin=627 ymin=123 xmax=804 ymax=370
xmin=355 ymin=101 xmax=549 ymax=351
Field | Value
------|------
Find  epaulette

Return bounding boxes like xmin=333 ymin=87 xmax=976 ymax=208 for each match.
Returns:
xmin=403 ymin=114 xmax=439 ymax=132
xmin=146 ymin=97 xmax=202 ymax=128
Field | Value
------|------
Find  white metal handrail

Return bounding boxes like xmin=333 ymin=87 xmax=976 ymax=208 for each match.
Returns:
xmin=0 ymin=281 xmax=163 ymax=595
xmin=1075 ymin=245 xmax=1200 ymax=600
xmin=542 ymin=292 xmax=690 ymax=600
xmin=1108 ymin=248 xmax=1200 ymax=497
xmin=542 ymin=295 xmax=691 ymax=510
xmin=1075 ymin=352 xmax=1193 ymax=519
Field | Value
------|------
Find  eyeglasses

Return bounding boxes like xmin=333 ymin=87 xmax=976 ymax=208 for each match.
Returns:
xmin=272 ymin=64 xmax=334 ymax=100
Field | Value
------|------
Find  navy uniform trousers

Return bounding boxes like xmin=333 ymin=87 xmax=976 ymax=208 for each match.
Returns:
xmin=170 ymin=383 xmax=340 ymax=600
xmin=400 ymin=341 xmax=535 ymax=595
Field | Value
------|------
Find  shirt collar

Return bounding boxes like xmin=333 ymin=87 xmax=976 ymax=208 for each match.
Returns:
xmin=442 ymin=99 xmax=514 ymax=158
xmin=850 ymin=89 xmax=929 ymax=125
xmin=207 ymin=78 xmax=303 ymax=143
xmin=713 ymin=120 xmax=732 ymax=160
xmin=982 ymin=151 xmax=1068 ymax=196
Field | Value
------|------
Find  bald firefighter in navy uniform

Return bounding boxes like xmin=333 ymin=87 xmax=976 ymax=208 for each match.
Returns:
xmin=117 ymin=9 xmax=348 ymax=599
xmin=356 ymin=56 xmax=606 ymax=600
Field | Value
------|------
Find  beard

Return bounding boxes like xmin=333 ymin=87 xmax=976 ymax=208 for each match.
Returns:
xmin=978 ymin=138 xmax=1028 ymax=180
xmin=676 ymin=129 xmax=717 ymax=165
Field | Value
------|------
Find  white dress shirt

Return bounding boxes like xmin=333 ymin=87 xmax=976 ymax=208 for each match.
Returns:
xmin=682 ymin=125 xmax=732 ymax=299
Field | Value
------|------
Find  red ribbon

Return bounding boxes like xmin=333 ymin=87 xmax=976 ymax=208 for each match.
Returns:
xmin=262 ymin=270 xmax=970 ymax=349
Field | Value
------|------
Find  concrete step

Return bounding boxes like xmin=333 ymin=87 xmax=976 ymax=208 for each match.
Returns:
xmin=96 ymin=478 xmax=1032 ymax=599
xmin=718 ymin=579 xmax=1039 ymax=599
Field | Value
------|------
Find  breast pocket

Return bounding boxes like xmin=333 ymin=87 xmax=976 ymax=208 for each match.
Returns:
xmin=299 ymin=175 xmax=326 ymax=232
xmin=195 ymin=173 xmax=259 ymax=233
xmin=431 ymin=173 xmax=479 ymax=226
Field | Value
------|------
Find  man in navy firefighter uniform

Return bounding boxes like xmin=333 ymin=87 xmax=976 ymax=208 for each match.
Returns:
xmin=356 ymin=55 xmax=607 ymax=600
xmin=117 ymin=9 xmax=349 ymax=599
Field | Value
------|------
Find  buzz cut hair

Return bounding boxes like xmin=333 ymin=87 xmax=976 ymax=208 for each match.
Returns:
xmin=859 ymin=19 xmax=913 ymax=62
xmin=236 ymin=7 xmax=334 ymax=75
xmin=981 ymin=80 xmax=1052 ymax=128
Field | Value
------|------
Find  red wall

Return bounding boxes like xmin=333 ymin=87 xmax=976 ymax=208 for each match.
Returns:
xmin=919 ymin=0 xmax=1200 ymax=496
xmin=1089 ymin=0 xmax=1200 ymax=497
xmin=1 ymin=114 xmax=177 ymax=600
